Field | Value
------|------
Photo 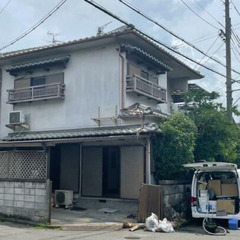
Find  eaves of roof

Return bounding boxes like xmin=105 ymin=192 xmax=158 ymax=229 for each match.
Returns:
xmin=3 ymin=123 xmax=160 ymax=142
xmin=6 ymin=56 xmax=70 ymax=75
xmin=0 ymin=28 xmax=203 ymax=78
xmin=121 ymin=44 xmax=172 ymax=72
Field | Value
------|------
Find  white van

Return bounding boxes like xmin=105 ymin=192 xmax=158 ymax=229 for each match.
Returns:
xmin=184 ymin=162 xmax=240 ymax=219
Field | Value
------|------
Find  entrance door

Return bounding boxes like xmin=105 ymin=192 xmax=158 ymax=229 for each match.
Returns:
xmin=102 ymin=147 xmax=120 ymax=198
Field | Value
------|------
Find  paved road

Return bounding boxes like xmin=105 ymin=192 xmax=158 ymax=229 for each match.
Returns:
xmin=0 ymin=221 xmax=240 ymax=240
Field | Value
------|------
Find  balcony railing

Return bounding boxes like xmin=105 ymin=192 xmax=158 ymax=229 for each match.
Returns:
xmin=7 ymin=82 xmax=65 ymax=104
xmin=126 ymin=74 xmax=166 ymax=102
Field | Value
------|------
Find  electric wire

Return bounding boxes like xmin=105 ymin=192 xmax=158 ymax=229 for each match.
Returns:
xmin=84 ymin=0 xmax=239 ymax=81
xmin=232 ymin=46 xmax=240 ymax=63
xmin=233 ymin=95 xmax=240 ymax=106
xmin=197 ymin=42 xmax=225 ymax=71
xmin=172 ymin=24 xmax=240 ymax=49
xmin=232 ymin=29 xmax=240 ymax=47
xmin=193 ymin=0 xmax=224 ymax=28
xmin=230 ymin=0 xmax=240 ymax=48
xmin=231 ymin=0 xmax=240 ymax=17
xmin=118 ymin=0 xmax=240 ymax=76
xmin=0 ymin=0 xmax=68 ymax=52
xmin=231 ymin=39 xmax=240 ymax=62
xmin=194 ymin=35 xmax=220 ymax=69
xmin=0 ymin=0 xmax=11 ymax=16
xmin=176 ymin=33 xmax=218 ymax=49
xmin=180 ymin=0 xmax=219 ymax=30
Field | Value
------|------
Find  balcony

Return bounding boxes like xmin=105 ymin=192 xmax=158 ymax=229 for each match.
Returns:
xmin=126 ymin=74 xmax=166 ymax=102
xmin=7 ymin=82 xmax=65 ymax=104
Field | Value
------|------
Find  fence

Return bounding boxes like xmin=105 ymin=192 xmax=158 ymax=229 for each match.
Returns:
xmin=0 ymin=150 xmax=50 ymax=223
xmin=0 ymin=151 xmax=47 ymax=180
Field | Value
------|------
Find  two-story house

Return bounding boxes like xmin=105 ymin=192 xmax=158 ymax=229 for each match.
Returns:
xmin=0 ymin=26 xmax=203 ymax=222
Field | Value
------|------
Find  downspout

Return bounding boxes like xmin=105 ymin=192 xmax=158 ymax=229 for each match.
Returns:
xmin=146 ymin=138 xmax=151 ymax=184
xmin=118 ymin=49 xmax=125 ymax=110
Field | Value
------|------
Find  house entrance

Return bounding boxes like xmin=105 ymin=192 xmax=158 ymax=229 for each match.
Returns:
xmin=50 ymin=144 xmax=80 ymax=193
xmin=102 ymin=147 xmax=120 ymax=198
xmin=81 ymin=146 xmax=120 ymax=198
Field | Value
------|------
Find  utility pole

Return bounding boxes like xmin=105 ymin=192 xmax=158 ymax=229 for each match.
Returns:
xmin=225 ymin=0 xmax=232 ymax=119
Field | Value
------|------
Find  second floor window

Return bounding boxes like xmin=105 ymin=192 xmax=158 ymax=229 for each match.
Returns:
xmin=7 ymin=73 xmax=65 ymax=104
xmin=31 ymin=76 xmax=46 ymax=86
xmin=141 ymin=70 xmax=149 ymax=80
xmin=14 ymin=73 xmax=64 ymax=89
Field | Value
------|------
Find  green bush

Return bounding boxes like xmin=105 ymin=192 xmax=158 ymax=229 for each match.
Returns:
xmin=153 ymin=113 xmax=197 ymax=180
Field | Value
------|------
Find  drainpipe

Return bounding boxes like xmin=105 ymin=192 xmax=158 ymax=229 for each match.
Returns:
xmin=146 ymin=138 xmax=151 ymax=184
xmin=118 ymin=49 xmax=125 ymax=110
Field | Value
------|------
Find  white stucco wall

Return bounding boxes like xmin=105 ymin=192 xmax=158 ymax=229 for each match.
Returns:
xmin=166 ymin=78 xmax=188 ymax=113
xmin=0 ymin=42 xmax=178 ymax=139
xmin=0 ymin=44 xmax=122 ymax=138
xmin=157 ymin=72 xmax=168 ymax=114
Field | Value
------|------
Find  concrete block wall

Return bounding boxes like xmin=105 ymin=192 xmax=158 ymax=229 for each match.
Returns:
xmin=0 ymin=180 xmax=50 ymax=223
xmin=159 ymin=180 xmax=191 ymax=220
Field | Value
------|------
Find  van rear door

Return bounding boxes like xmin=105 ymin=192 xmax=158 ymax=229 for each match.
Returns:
xmin=184 ymin=162 xmax=238 ymax=172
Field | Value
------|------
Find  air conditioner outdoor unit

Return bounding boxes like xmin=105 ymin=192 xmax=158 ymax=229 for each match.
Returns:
xmin=55 ymin=190 xmax=73 ymax=208
xmin=9 ymin=110 xmax=25 ymax=124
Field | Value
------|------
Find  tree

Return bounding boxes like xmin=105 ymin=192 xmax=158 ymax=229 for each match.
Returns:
xmin=183 ymin=89 xmax=240 ymax=163
xmin=153 ymin=113 xmax=197 ymax=180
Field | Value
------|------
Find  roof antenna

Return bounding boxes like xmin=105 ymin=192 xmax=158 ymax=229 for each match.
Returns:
xmin=47 ymin=31 xmax=62 ymax=45
xmin=97 ymin=21 xmax=112 ymax=36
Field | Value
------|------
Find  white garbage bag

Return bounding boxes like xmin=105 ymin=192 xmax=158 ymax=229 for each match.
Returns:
xmin=158 ymin=218 xmax=175 ymax=233
xmin=145 ymin=213 xmax=159 ymax=232
xmin=146 ymin=213 xmax=175 ymax=233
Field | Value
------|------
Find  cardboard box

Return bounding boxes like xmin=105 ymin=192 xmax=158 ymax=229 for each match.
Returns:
xmin=208 ymin=180 xmax=221 ymax=196
xmin=221 ymin=184 xmax=238 ymax=197
xmin=222 ymin=179 xmax=233 ymax=184
xmin=217 ymin=199 xmax=235 ymax=214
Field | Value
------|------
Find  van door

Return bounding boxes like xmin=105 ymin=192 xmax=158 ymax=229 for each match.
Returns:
xmin=184 ymin=162 xmax=238 ymax=173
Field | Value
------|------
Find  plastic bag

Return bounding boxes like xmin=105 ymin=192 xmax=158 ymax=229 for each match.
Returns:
xmin=146 ymin=213 xmax=174 ymax=233
xmin=158 ymin=218 xmax=175 ymax=233
xmin=145 ymin=213 xmax=159 ymax=232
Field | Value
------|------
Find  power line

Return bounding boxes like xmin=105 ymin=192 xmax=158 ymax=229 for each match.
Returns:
xmin=84 ymin=0 xmax=238 ymax=81
xmin=194 ymin=35 xmax=220 ymax=69
xmin=193 ymin=0 xmax=224 ymax=28
xmin=0 ymin=0 xmax=11 ymax=16
xmin=231 ymin=37 xmax=240 ymax=57
xmin=197 ymin=41 xmax=225 ymax=70
xmin=0 ymin=0 xmax=68 ymax=52
xmin=232 ymin=45 xmax=240 ymax=63
xmin=176 ymin=24 xmax=240 ymax=49
xmin=176 ymin=33 xmax=218 ymax=49
xmin=118 ymin=0 xmax=240 ymax=76
xmin=232 ymin=29 xmax=240 ymax=47
xmin=231 ymin=0 xmax=240 ymax=17
xmin=180 ymin=0 xmax=220 ymax=30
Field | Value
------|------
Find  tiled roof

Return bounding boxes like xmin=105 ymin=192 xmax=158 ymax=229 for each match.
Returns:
xmin=6 ymin=56 xmax=70 ymax=73
xmin=121 ymin=44 xmax=172 ymax=71
xmin=120 ymin=103 xmax=168 ymax=119
xmin=0 ymin=27 xmax=203 ymax=78
xmin=3 ymin=123 xmax=160 ymax=142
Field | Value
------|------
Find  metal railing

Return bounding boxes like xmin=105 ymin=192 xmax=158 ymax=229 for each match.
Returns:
xmin=7 ymin=82 xmax=65 ymax=104
xmin=126 ymin=74 xmax=166 ymax=102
